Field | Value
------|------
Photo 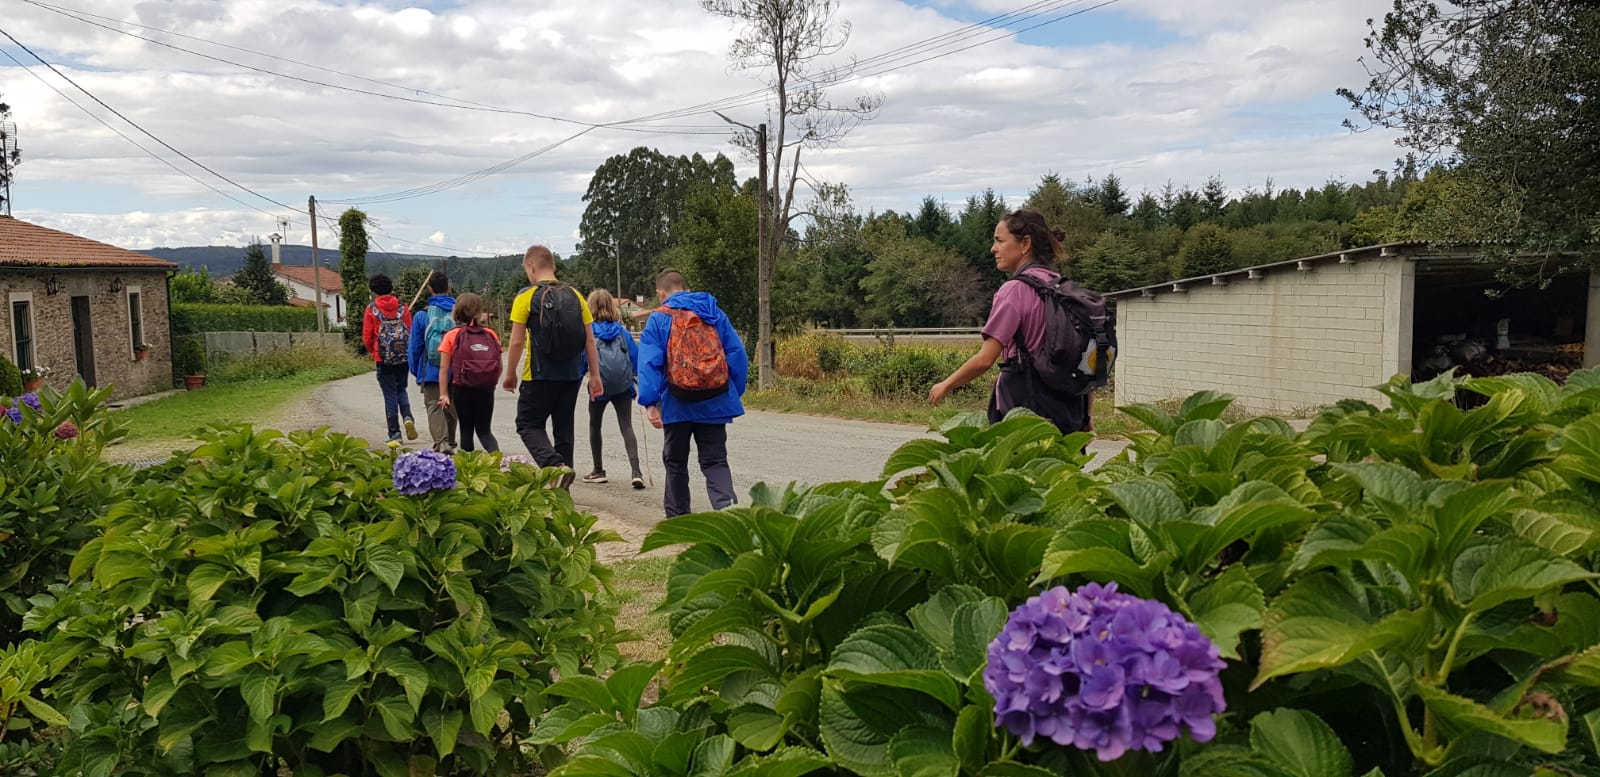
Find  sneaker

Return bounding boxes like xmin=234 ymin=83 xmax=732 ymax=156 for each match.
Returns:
xmin=403 ymin=418 xmax=419 ymax=440
xmin=386 ymin=432 xmax=402 ymax=444
xmin=582 ymin=471 xmax=608 ymax=484
xmin=631 ymin=475 xmax=645 ymax=490
xmin=555 ymin=470 xmax=576 ymax=491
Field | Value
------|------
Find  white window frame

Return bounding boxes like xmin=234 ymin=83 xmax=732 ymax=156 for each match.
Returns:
xmin=126 ymin=284 xmax=144 ymax=359
xmin=8 ymin=291 xmax=37 ymax=372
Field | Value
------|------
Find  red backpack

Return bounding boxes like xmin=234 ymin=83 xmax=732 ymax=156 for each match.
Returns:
xmin=662 ymin=309 xmax=729 ymax=401
xmin=451 ymin=326 xmax=503 ymax=388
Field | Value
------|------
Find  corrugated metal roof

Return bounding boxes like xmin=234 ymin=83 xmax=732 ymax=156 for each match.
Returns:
xmin=0 ymin=216 xmax=179 ymax=269
xmin=1105 ymin=242 xmax=1428 ymax=299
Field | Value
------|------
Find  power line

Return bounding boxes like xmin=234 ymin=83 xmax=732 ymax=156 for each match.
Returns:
xmin=0 ymin=23 xmax=298 ymax=214
xmin=20 ymin=0 xmax=733 ymax=135
xmin=0 ymin=44 xmax=285 ymax=220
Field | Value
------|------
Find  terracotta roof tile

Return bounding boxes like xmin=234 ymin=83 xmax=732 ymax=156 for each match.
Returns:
xmin=272 ymin=263 xmax=344 ymax=292
xmin=0 ymin=216 xmax=179 ymax=269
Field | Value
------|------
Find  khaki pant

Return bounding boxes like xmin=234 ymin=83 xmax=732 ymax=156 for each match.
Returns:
xmin=421 ymin=382 xmax=458 ymax=451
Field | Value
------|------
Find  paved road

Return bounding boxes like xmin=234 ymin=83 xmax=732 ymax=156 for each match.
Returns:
xmin=275 ymin=374 xmax=1127 ymax=557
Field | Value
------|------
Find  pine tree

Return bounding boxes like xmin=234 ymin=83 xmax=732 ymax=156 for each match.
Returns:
xmin=233 ymin=243 xmax=289 ymax=306
xmin=1097 ymin=173 xmax=1130 ymax=216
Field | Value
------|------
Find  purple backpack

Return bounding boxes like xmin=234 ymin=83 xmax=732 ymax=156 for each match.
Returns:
xmin=1012 ymin=272 xmax=1117 ymax=396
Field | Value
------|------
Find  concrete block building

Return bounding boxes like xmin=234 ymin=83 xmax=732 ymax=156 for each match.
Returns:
xmin=0 ymin=216 xmax=178 ymax=399
xmin=1107 ymin=243 xmax=1597 ymax=415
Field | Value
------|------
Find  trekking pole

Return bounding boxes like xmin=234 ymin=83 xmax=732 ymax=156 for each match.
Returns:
xmin=638 ymin=406 xmax=655 ymax=487
xmin=407 ymin=270 xmax=436 ymax=312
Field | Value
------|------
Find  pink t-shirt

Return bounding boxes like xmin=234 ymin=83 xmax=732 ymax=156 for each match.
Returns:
xmin=981 ymin=266 xmax=1055 ymax=359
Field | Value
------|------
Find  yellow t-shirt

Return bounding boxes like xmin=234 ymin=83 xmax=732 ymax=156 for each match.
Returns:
xmin=509 ymin=281 xmax=594 ymax=380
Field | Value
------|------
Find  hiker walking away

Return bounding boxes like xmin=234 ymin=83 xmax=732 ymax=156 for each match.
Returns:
xmin=637 ymin=269 xmax=748 ymax=517
xmin=501 ymin=245 xmax=604 ymax=488
xmin=578 ymin=289 xmax=645 ymax=489
xmin=436 ymin=293 xmax=502 ymax=453
xmin=361 ymin=274 xmax=418 ymax=443
xmin=410 ymin=271 xmax=459 ymax=452
xmin=929 ymin=208 xmax=1114 ymax=435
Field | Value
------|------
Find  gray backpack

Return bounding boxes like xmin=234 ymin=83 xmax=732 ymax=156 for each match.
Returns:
xmin=596 ymin=334 xmax=634 ymax=397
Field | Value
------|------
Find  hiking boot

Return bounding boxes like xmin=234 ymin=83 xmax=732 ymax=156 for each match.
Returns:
xmin=554 ymin=470 xmax=576 ymax=491
xmin=582 ymin=471 xmax=608 ymax=484
xmin=403 ymin=418 xmax=419 ymax=440
xmin=631 ymin=475 xmax=646 ymax=490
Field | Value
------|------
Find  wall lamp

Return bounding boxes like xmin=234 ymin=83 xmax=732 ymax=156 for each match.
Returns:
xmin=44 ymin=275 xmax=63 ymax=296
xmin=107 ymin=277 xmax=125 ymax=294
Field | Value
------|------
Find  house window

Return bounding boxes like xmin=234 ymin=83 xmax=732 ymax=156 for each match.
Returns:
xmin=9 ymin=294 xmax=34 ymax=373
xmin=127 ymin=285 xmax=144 ymax=357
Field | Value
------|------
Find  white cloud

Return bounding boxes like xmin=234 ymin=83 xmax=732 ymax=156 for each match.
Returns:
xmin=0 ymin=0 xmax=1402 ymax=251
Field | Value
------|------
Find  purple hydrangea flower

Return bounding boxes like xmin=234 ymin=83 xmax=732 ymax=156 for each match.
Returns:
xmin=393 ymin=450 xmax=457 ymax=495
xmin=499 ymin=454 xmax=536 ymax=472
xmin=55 ymin=421 xmax=80 ymax=440
xmin=17 ymin=392 xmax=41 ymax=412
xmin=3 ymin=406 xmax=19 ymax=424
xmin=983 ymin=583 xmax=1227 ymax=762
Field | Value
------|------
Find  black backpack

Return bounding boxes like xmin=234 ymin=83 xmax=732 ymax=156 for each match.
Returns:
xmin=1012 ymin=272 xmax=1117 ymax=396
xmin=531 ymin=282 xmax=585 ymax=361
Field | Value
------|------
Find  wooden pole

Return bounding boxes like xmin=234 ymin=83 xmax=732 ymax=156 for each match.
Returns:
xmin=757 ymin=122 xmax=772 ymax=390
xmin=409 ymin=269 xmax=436 ymax=312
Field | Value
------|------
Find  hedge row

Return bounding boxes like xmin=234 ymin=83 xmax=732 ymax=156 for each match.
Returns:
xmin=169 ymin=303 xmax=321 ymax=336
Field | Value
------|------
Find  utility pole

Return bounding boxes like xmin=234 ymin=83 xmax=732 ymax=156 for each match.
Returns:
xmin=309 ymin=196 xmax=326 ymax=334
xmin=756 ymin=122 xmax=772 ymax=390
xmin=715 ymin=112 xmax=775 ymax=390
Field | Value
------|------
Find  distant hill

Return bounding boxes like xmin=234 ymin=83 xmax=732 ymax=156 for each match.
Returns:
xmin=140 ymin=245 xmax=527 ymax=290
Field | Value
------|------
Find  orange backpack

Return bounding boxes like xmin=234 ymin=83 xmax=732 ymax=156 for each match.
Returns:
xmin=662 ymin=308 xmax=730 ymax=401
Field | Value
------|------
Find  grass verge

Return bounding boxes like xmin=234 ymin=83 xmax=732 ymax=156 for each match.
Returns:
xmin=604 ymin=555 xmax=672 ymax=663
xmin=113 ymin=348 xmax=370 ymax=449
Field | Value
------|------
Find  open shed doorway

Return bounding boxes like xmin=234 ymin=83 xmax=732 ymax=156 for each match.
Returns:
xmin=1410 ymin=259 xmax=1588 ymax=400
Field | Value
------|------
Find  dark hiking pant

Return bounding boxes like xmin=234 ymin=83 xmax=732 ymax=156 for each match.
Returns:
xmin=516 ymin=380 xmax=580 ymax=467
xmin=451 ymin=385 xmax=499 ymax=453
xmin=661 ymin=421 xmax=736 ymax=518
xmin=588 ymin=394 xmax=642 ymax=477
xmin=375 ymin=363 xmax=412 ymax=436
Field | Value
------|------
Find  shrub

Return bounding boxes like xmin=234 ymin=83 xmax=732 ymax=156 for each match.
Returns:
xmin=556 ymin=371 xmax=1600 ymax=777
xmin=0 ymin=354 xmax=21 ymax=396
xmin=27 ymin=428 xmax=626 ymax=776
xmin=861 ymin=345 xmax=969 ymax=399
xmin=0 ymin=380 xmax=129 ymax=645
xmin=175 ymin=337 xmax=207 ymax=376
xmin=209 ymin=344 xmax=370 ymax=385
xmin=170 ymin=303 xmax=320 ymax=336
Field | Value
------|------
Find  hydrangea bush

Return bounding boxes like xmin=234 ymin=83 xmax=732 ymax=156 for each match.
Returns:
xmin=985 ymin=583 xmax=1225 ymax=761
xmin=392 ymin=448 xmax=457 ymax=494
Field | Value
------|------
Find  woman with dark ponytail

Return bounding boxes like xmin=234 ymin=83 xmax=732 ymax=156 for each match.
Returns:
xmin=929 ymin=208 xmax=1092 ymax=434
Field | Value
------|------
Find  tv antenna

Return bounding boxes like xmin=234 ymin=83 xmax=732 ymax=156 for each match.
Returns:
xmin=0 ymin=121 xmax=17 ymax=216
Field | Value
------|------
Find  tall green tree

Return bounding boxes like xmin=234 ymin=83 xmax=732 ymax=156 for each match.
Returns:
xmin=1341 ymin=0 xmax=1600 ymax=266
xmin=338 ymin=208 xmax=371 ymax=347
xmin=577 ymin=148 xmax=736 ymax=298
xmin=660 ymin=184 xmax=760 ymax=337
xmin=955 ymin=189 xmax=1008 ymax=287
xmin=232 ymin=244 xmax=290 ymax=306
xmin=1072 ymin=231 xmax=1153 ymax=292
xmin=1176 ymin=224 xmax=1235 ymax=277
xmin=860 ymin=215 xmax=988 ymax=327
xmin=0 ymin=95 xmax=18 ymax=216
xmin=701 ymin=0 xmax=883 ymax=388
xmin=1097 ymin=172 xmax=1130 ymax=216
xmin=170 ymin=266 xmax=218 ymax=304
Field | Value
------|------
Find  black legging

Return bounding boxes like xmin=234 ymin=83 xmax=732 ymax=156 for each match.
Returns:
xmin=589 ymin=393 xmax=642 ymax=476
xmin=451 ymin=385 xmax=499 ymax=452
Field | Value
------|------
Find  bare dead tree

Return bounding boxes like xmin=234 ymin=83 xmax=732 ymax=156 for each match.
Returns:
xmin=703 ymin=0 xmax=882 ymax=388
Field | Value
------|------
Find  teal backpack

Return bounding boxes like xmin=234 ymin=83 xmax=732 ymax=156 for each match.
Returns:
xmin=423 ymin=304 xmax=456 ymax=366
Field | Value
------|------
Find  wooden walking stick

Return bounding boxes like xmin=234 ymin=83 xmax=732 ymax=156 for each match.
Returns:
xmin=638 ymin=404 xmax=655 ymax=487
xmin=407 ymin=269 xmax=436 ymax=312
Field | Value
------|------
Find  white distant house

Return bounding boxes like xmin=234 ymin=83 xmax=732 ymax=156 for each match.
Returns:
xmin=271 ymin=258 xmax=346 ymax=328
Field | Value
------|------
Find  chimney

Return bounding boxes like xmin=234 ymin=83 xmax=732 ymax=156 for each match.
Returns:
xmin=269 ymin=232 xmax=282 ymax=267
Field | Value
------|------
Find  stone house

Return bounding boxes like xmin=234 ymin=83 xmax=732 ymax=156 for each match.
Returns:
xmin=271 ymin=258 xmax=345 ymax=328
xmin=1106 ymin=242 xmax=1600 ymax=415
xmin=0 ymin=216 xmax=178 ymax=399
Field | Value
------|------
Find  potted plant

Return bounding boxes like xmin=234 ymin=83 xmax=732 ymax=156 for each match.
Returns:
xmin=177 ymin=339 xmax=207 ymax=390
xmin=134 ymin=342 xmax=153 ymax=361
xmin=19 ymin=365 xmax=50 ymax=391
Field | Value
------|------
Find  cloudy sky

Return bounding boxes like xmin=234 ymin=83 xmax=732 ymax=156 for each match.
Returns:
xmin=0 ymin=0 xmax=1402 ymax=256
